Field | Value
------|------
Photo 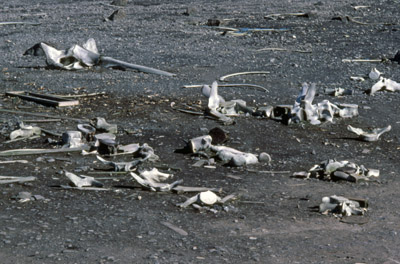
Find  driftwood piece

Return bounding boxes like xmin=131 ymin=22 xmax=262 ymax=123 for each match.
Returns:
xmin=6 ymin=91 xmax=79 ymax=107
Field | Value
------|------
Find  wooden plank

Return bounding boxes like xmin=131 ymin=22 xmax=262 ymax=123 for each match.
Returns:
xmin=6 ymin=91 xmax=79 ymax=107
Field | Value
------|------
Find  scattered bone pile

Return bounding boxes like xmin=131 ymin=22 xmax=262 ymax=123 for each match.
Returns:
xmin=319 ymin=195 xmax=368 ymax=217
xmin=289 ymin=83 xmax=358 ymax=125
xmin=293 ymin=159 xmax=380 ymax=183
xmin=185 ymin=134 xmax=271 ymax=167
xmin=200 ymin=81 xmax=359 ymax=126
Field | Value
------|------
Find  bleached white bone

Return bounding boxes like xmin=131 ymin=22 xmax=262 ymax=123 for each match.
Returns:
xmin=96 ymin=155 xmax=140 ymax=171
xmin=139 ymin=168 xmax=173 ymax=182
xmin=65 ymin=171 xmax=103 ymax=188
xmin=347 ymin=125 xmax=391 ymax=142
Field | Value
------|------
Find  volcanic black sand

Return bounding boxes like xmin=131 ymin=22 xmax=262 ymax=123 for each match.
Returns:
xmin=1 ymin=0 xmax=400 ymax=263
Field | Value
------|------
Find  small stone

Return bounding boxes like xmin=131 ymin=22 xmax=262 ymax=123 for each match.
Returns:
xmin=258 ymin=152 xmax=271 ymax=163
xmin=207 ymin=19 xmax=220 ymax=26
xmin=108 ymin=9 xmax=126 ymax=21
xmin=111 ymin=0 xmax=127 ymax=6
xmin=183 ymin=7 xmax=197 ymax=16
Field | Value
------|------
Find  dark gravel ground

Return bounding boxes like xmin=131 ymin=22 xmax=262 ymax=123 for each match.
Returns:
xmin=1 ymin=0 xmax=400 ymax=263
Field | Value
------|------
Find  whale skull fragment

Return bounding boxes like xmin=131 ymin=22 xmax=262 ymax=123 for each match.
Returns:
xmin=347 ymin=125 xmax=391 ymax=142
xmin=370 ymin=77 xmax=400 ymax=94
xmin=24 ymin=38 xmax=175 ymax=76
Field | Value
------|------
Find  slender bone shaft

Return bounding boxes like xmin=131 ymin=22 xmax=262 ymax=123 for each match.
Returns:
xmin=100 ymin=56 xmax=176 ymax=77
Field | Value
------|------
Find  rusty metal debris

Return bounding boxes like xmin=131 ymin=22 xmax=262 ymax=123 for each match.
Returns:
xmin=319 ymin=195 xmax=368 ymax=217
xmin=347 ymin=125 xmax=391 ymax=142
xmin=293 ymin=159 xmax=379 ymax=183
xmin=24 ymin=38 xmax=175 ymax=76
